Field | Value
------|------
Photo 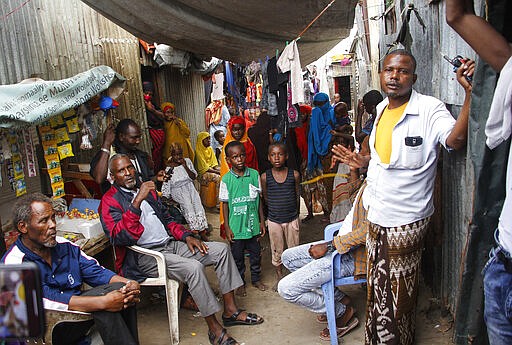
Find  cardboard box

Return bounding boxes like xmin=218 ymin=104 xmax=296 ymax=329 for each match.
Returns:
xmin=56 ymin=216 xmax=104 ymax=239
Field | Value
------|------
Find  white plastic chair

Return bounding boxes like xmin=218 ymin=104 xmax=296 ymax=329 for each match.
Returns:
xmin=128 ymin=245 xmax=180 ymax=345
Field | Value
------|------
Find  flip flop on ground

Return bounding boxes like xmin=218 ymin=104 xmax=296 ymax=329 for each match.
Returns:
xmin=316 ymin=296 xmax=352 ymax=324
xmin=319 ymin=317 xmax=359 ymax=341
xmin=208 ymin=328 xmax=238 ymax=345
xmin=222 ymin=309 xmax=264 ymax=327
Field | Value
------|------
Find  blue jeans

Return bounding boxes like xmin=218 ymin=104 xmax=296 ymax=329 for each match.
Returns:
xmin=277 ymin=241 xmax=354 ymax=318
xmin=483 ymin=232 xmax=512 ymax=345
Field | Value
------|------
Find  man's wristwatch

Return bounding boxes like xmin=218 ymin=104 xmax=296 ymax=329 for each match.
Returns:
xmin=326 ymin=242 xmax=335 ymax=253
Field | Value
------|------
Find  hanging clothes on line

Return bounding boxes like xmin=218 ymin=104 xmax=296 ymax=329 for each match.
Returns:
xmin=277 ymin=40 xmax=304 ymax=105
xmin=211 ymin=72 xmax=225 ymax=101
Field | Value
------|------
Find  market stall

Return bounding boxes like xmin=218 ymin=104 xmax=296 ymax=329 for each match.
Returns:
xmin=0 ymin=65 xmax=125 ymax=257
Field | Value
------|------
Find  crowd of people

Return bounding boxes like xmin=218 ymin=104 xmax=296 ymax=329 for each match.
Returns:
xmin=1 ymin=0 xmax=511 ymax=344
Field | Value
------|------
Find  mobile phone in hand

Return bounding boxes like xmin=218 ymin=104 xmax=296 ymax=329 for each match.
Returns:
xmin=0 ymin=262 xmax=45 ymax=340
xmin=443 ymin=54 xmax=472 ymax=82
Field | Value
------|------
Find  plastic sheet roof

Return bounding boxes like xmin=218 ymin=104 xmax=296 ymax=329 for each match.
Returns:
xmin=80 ymin=0 xmax=358 ymax=65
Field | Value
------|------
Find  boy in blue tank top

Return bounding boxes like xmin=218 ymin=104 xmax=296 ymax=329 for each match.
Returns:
xmin=261 ymin=143 xmax=301 ymax=289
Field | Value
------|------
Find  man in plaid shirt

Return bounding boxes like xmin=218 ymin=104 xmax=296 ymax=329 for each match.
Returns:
xmin=278 ymin=182 xmax=367 ymax=341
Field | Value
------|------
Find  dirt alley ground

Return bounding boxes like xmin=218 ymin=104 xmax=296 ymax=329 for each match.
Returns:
xmin=137 ymin=203 xmax=454 ymax=345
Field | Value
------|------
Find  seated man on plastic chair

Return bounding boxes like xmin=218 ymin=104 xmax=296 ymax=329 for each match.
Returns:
xmin=100 ymin=154 xmax=263 ymax=345
xmin=278 ymin=182 xmax=367 ymax=342
xmin=2 ymin=193 xmax=141 ymax=345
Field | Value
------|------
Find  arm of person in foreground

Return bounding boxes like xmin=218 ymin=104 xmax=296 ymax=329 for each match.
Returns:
xmin=446 ymin=0 xmax=512 ymax=73
xmin=445 ymin=59 xmax=475 ymax=150
xmin=90 ymin=124 xmax=115 ymax=185
xmin=68 ymin=276 xmax=141 ymax=313
xmin=222 ymin=202 xmax=234 ymax=242
xmin=331 ymin=144 xmax=371 ymax=170
xmin=294 ymin=170 xmax=301 ymax=211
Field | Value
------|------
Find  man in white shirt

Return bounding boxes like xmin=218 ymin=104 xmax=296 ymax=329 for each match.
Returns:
xmin=333 ymin=49 xmax=473 ymax=344
xmin=447 ymin=0 xmax=512 ymax=343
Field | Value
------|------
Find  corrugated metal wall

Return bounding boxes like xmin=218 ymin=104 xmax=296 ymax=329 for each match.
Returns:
xmin=0 ymin=0 xmax=147 ymax=224
xmin=155 ymin=67 xmax=206 ymax=151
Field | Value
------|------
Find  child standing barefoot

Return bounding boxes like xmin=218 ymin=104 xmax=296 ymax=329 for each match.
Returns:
xmin=261 ymin=143 xmax=300 ymax=289
xmin=162 ymin=143 xmax=209 ymax=241
xmin=219 ymin=141 xmax=267 ymax=296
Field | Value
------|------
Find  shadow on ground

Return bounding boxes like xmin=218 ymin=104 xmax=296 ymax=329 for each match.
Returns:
xmin=138 ymin=204 xmax=453 ymax=345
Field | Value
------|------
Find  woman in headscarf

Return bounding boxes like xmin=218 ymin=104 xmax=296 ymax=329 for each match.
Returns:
xmin=161 ymin=102 xmax=194 ymax=164
xmin=218 ymin=115 xmax=259 ymax=237
xmin=248 ymin=110 xmax=272 ymax=174
xmin=143 ymin=81 xmax=165 ymax=171
xmin=219 ymin=115 xmax=259 ymax=176
xmin=306 ymin=92 xmax=336 ymax=223
xmin=205 ymin=98 xmax=230 ymax=155
xmin=195 ymin=131 xmax=220 ymax=187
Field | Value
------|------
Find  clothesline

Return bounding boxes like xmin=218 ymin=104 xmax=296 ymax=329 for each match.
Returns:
xmin=295 ymin=0 xmax=336 ymax=41
xmin=0 ymin=0 xmax=33 ymax=21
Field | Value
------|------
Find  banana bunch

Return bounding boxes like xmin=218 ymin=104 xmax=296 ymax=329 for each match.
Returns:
xmin=66 ymin=208 xmax=99 ymax=220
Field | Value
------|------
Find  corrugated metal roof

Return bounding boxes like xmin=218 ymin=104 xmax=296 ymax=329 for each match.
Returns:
xmin=0 ymin=0 xmax=149 ymax=155
xmin=0 ymin=0 xmax=149 ymax=221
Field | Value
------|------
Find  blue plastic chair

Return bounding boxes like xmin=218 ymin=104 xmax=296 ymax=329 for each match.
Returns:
xmin=321 ymin=221 xmax=367 ymax=345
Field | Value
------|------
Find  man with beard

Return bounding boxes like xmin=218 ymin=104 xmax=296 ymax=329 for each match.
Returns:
xmin=100 ymin=154 xmax=263 ymax=345
xmin=332 ymin=49 xmax=474 ymax=344
xmin=2 ymin=193 xmax=140 ymax=345
xmin=90 ymin=118 xmax=164 ymax=194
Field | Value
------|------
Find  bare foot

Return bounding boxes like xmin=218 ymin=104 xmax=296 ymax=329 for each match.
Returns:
xmin=235 ymin=285 xmax=247 ymax=297
xmin=252 ymin=281 xmax=267 ymax=291
xmin=336 ymin=306 xmax=355 ymax=328
xmin=272 ymin=266 xmax=284 ymax=292
xmin=275 ymin=265 xmax=284 ymax=279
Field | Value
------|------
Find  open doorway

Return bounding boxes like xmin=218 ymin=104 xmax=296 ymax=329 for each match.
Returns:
xmin=333 ymin=76 xmax=351 ymax=109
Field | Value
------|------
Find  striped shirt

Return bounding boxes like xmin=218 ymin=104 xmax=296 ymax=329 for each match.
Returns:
xmin=265 ymin=168 xmax=298 ymax=223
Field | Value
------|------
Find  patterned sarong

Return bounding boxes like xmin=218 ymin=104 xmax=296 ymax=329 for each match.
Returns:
xmin=365 ymin=217 xmax=431 ymax=345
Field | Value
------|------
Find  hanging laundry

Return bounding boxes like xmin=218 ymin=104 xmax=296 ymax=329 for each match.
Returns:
xmin=277 ymin=40 xmax=304 ymax=104
xmin=267 ymin=57 xmax=279 ymax=93
xmin=225 ymin=62 xmax=240 ymax=108
xmin=212 ymin=72 xmax=225 ymax=101
xmin=246 ymin=82 xmax=257 ymax=103
xmin=260 ymin=58 xmax=269 ymax=110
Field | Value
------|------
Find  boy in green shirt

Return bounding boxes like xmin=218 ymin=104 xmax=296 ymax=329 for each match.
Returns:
xmin=220 ymin=141 xmax=267 ymax=296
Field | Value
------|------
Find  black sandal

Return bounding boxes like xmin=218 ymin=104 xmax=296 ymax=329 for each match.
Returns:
xmin=222 ymin=308 xmax=264 ymax=327
xmin=208 ymin=328 xmax=238 ymax=345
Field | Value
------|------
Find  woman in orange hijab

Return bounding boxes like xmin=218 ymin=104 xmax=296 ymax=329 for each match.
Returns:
xmin=219 ymin=115 xmax=258 ymax=175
